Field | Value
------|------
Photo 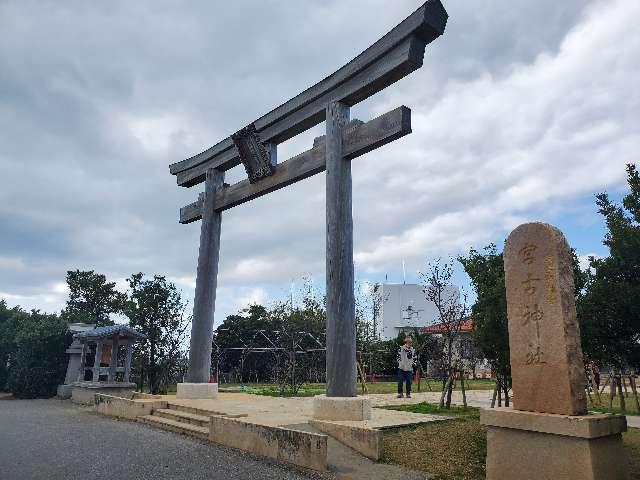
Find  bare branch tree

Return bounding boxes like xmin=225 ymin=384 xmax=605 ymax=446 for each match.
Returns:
xmin=421 ymin=258 xmax=470 ymax=408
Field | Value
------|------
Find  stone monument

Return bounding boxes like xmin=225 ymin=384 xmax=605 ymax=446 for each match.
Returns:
xmin=481 ymin=222 xmax=628 ymax=480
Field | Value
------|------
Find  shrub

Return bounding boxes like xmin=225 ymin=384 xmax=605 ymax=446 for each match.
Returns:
xmin=6 ymin=312 xmax=70 ymax=399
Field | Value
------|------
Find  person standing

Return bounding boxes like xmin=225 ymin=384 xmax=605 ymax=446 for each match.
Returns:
xmin=397 ymin=336 xmax=417 ymax=398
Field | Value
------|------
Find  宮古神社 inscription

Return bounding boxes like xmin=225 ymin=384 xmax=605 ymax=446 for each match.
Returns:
xmin=517 ymin=244 xmax=546 ymax=366
xmin=504 ymin=222 xmax=587 ymax=415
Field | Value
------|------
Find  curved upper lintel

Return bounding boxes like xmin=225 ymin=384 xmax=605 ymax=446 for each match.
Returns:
xmin=168 ymin=1 xmax=447 ymax=186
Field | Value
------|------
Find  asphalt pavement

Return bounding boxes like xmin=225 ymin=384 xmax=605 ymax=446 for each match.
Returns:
xmin=0 ymin=399 xmax=328 ymax=480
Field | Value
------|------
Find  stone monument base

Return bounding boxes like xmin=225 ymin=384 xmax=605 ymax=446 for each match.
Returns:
xmin=57 ymin=384 xmax=74 ymax=399
xmin=176 ymin=382 xmax=218 ymax=400
xmin=71 ymin=381 xmax=137 ymax=405
xmin=312 ymin=395 xmax=372 ymax=421
xmin=481 ymin=408 xmax=628 ymax=480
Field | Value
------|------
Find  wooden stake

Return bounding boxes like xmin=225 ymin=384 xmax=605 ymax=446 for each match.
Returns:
xmin=460 ymin=369 xmax=467 ymax=408
xmin=357 ymin=362 xmax=368 ymax=395
xmin=446 ymin=371 xmax=454 ymax=408
xmin=609 ymin=372 xmax=616 ymax=410
xmin=590 ymin=364 xmax=602 ymax=406
xmin=440 ymin=373 xmax=453 ymax=408
xmin=491 ymin=381 xmax=498 ymax=408
xmin=600 ymin=374 xmax=611 ymax=396
xmin=629 ymin=374 xmax=640 ymax=413
xmin=617 ymin=374 xmax=626 ymax=413
xmin=503 ymin=379 xmax=510 ymax=407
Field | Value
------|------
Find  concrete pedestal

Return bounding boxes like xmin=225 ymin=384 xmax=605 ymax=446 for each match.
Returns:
xmin=312 ymin=395 xmax=372 ymax=421
xmin=71 ymin=382 xmax=136 ymax=405
xmin=176 ymin=382 xmax=218 ymax=400
xmin=481 ymin=408 xmax=628 ymax=480
xmin=57 ymin=384 xmax=73 ymax=399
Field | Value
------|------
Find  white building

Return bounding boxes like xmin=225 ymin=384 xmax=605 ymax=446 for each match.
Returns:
xmin=374 ymin=283 xmax=458 ymax=340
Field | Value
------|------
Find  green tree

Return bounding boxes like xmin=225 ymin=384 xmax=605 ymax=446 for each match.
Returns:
xmin=6 ymin=310 xmax=70 ymax=398
xmin=269 ymin=298 xmax=326 ymax=394
xmin=62 ymin=270 xmax=126 ymax=326
xmin=123 ymin=273 xmax=189 ymax=394
xmin=459 ymin=245 xmax=510 ymax=383
xmin=213 ymin=298 xmax=327 ymax=391
xmin=213 ymin=304 xmax=274 ymax=383
xmin=0 ymin=300 xmax=28 ymax=390
xmin=579 ymin=164 xmax=640 ymax=369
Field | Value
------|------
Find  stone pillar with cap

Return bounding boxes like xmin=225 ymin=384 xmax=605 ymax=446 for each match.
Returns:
xmin=92 ymin=340 xmax=103 ymax=382
xmin=481 ymin=222 xmax=628 ymax=480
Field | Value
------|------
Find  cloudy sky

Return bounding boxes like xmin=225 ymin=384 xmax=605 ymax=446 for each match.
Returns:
xmin=1 ymin=0 xmax=639 ymax=326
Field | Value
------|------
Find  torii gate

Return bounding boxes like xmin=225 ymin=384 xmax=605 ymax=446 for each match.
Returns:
xmin=169 ymin=1 xmax=448 ymax=409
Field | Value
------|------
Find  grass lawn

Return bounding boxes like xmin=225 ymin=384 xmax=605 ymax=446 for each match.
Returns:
xmin=365 ymin=378 xmax=496 ymax=394
xmin=626 ymin=427 xmax=640 ymax=478
xmin=588 ymin=392 xmax=640 ymax=416
xmin=218 ymin=378 xmax=496 ymax=397
xmin=381 ymin=402 xmax=640 ymax=480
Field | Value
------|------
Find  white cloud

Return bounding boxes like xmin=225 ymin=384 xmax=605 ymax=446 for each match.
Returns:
xmin=236 ymin=287 xmax=268 ymax=309
xmin=0 ymin=281 xmax=69 ymax=313
xmin=354 ymin=0 xmax=640 ymax=271
xmin=119 ymin=112 xmax=206 ymax=155
xmin=168 ymin=275 xmax=196 ymax=291
xmin=577 ymin=253 xmax=601 ymax=272
xmin=0 ymin=0 xmax=637 ymax=325
xmin=51 ymin=282 xmax=69 ymax=295
xmin=0 ymin=256 xmax=25 ymax=270
xmin=227 ymin=257 xmax=278 ymax=282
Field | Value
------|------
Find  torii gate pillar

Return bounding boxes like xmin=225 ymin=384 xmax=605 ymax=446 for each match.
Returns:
xmin=312 ymin=101 xmax=372 ymax=420
xmin=325 ymin=101 xmax=357 ymax=397
xmin=179 ymin=168 xmax=223 ymax=399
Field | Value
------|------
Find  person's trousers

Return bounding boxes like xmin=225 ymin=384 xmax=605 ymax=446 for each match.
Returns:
xmin=397 ymin=369 xmax=412 ymax=395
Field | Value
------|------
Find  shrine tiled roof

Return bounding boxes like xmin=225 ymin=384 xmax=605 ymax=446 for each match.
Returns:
xmin=422 ymin=318 xmax=474 ymax=334
xmin=73 ymin=324 xmax=146 ymax=340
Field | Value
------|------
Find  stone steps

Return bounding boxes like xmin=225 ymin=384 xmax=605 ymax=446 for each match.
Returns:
xmin=138 ymin=414 xmax=209 ymax=440
xmin=167 ymin=402 xmax=248 ymax=419
xmin=167 ymin=402 xmax=227 ymax=417
xmin=154 ymin=408 xmax=211 ymax=428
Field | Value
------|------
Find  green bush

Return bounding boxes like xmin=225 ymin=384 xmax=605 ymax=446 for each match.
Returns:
xmin=0 ymin=300 xmax=26 ymax=391
xmin=5 ymin=311 xmax=70 ymax=399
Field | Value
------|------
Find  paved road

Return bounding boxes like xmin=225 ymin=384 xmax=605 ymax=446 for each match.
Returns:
xmin=0 ymin=399 xmax=328 ymax=480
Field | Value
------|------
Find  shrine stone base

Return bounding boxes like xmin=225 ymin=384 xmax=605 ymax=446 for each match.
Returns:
xmin=57 ymin=384 xmax=73 ymax=399
xmin=71 ymin=381 xmax=137 ymax=405
xmin=481 ymin=408 xmax=628 ymax=480
xmin=176 ymin=382 xmax=218 ymax=400
xmin=312 ymin=395 xmax=372 ymax=421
